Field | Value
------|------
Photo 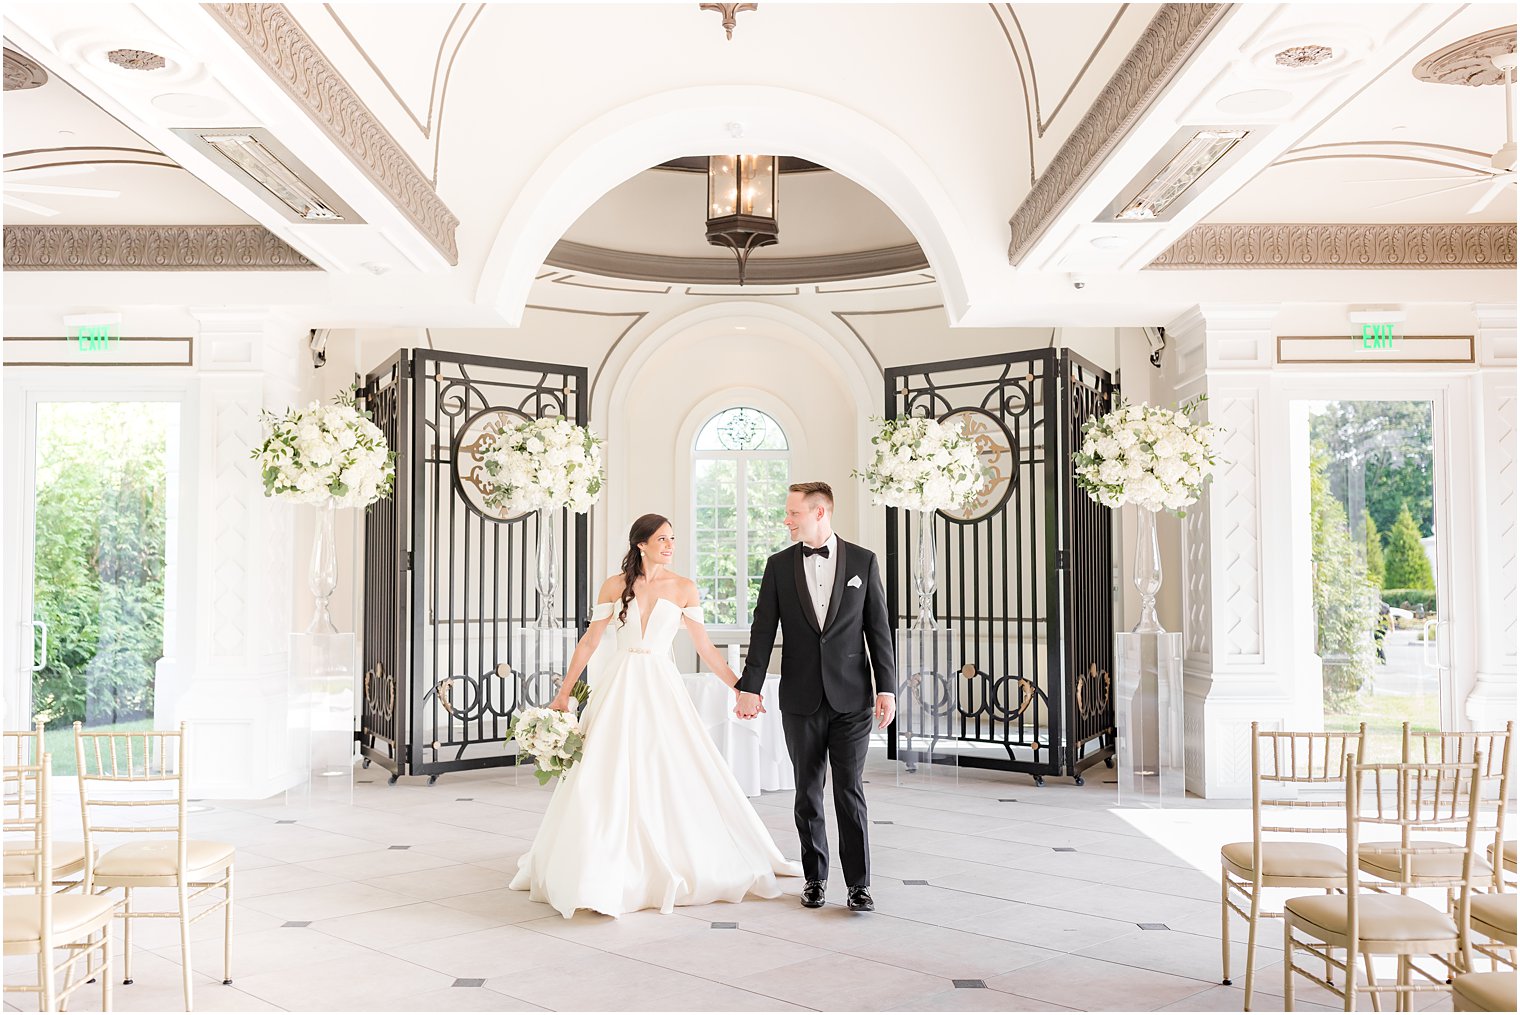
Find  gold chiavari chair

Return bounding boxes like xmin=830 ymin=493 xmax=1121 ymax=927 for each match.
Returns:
xmin=3 ymin=751 xmax=115 ymax=1012
xmin=75 ymin=722 xmax=235 ymax=1012
xmin=1220 ymin=723 xmax=1366 ymax=1010
xmin=1451 ymin=970 xmax=1517 ymax=1011
xmin=1357 ymin=722 xmax=1512 ymax=895
xmin=4 ymin=721 xmax=90 ymax=892
xmin=1284 ymin=755 xmax=1484 ymax=1013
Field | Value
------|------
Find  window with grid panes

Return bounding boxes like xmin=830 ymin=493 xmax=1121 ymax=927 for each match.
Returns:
xmin=692 ymin=407 xmax=790 ymax=625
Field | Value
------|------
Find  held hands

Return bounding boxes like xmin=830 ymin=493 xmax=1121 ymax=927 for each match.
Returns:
xmin=734 ymin=690 xmax=765 ymax=720
xmin=874 ymin=693 xmax=896 ymax=730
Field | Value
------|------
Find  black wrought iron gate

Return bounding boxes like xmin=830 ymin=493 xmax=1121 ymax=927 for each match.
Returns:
xmin=884 ymin=349 xmax=1115 ymax=784
xmin=359 ymin=349 xmax=590 ymax=783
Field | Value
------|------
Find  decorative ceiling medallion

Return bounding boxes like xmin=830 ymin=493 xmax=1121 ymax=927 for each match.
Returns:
xmin=452 ymin=407 xmax=533 ymax=523
xmin=3 ymin=47 xmax=48 ymax=91
xmin=106 ymin=48 xmax=167 ymax=72
xmin=1274 ymin=44 xmax=1334 ymax=68
xmin=1412 ymin=26 xmax=1518 ymax=86
xmin=937 ymin=409 xmax=1017 ymax=524
xmin=700 ymin=3 xmax=757 ymax=41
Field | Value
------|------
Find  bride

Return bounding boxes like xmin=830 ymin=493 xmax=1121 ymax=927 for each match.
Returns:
xmin=509 ymin=513 xmax=803 ymax=918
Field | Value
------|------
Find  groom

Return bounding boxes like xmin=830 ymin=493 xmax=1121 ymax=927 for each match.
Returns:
xmin=738 ymin=481 xmax=896 ymax=913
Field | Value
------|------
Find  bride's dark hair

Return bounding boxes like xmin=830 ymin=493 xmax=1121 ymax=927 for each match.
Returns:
xmin=618 ymin=513 xmax=670 ymax=625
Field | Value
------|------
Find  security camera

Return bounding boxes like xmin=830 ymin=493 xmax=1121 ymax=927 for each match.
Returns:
xmin=1069 ymin=274 xmax=1088 ymax=290
xmin=309 ymin=328 xmax=329 ymax=369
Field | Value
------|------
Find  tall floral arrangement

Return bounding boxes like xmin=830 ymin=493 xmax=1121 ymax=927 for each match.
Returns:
xmin=854 ymin=415 xmax=989 ymax=513
xmin=480 ymin=416 xmax=603 ymax=515
xmin=1073 ymin=396 xmax=1221 ymax=514
xmin=251 ymin=387 xmax=395 ymax=508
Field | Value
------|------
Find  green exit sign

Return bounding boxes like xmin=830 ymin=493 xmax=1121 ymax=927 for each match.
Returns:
xmin=1360 ymin=323 xmax=1396 ymax=350
xmin=73 ymin=324 xmax=117 ymax=352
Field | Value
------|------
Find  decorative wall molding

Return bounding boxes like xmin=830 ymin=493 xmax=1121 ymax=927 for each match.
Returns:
xmin=545 ymin=239 xmax=929 ymax=285
xmin=203 ymin=2 xmax=461 ymax=264
xmin=3 ymin=224 xmax=319 ymax=270
xmin=3 ymin=46 xmax=48 ymax=90
xmin=1149 ymin=223 xmax=1518 ymax=269
xmin=1183 ymin=495 xmax=1211 ymax=660
xmin=1213 ymin=395 xmax=1263 ymax=659
xmin=1006 ymin=3 xmax=1228 ymax=264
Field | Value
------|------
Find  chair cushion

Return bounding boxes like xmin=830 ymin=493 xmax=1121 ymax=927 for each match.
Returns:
xmin=1488 ymin=840 xmax=1517 ymax=872
xmin=1358 ymin=840 xmax=1492 ymax=882
xmin=1470 ymin=893 xmax=1518 ymax=942
xmin=1221 ymin=840 xmax=1346 ymax=879
xmin=3 ymin=841 xmax=88 ymax=881
xmin=3 ymin=894 xmax=116 ymax=945
xmin=1452 ymin=972 xmax=1517 ymax=1013
xmin=93 ymin=840 xmax=234 ymax=879
xmin=1285 ymin=892 xmax=1458 ymax=943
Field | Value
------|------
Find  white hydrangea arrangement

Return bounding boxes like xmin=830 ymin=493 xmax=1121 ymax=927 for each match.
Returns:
xmin=1073 ymin=396 xmax=1222 ymax=514
xmin=509 ymin=705 xmax=585 ymax=785
xmin=480 ymin=416 xmax=604 ymax=515
xmin=251 ymin=387 xmax=395 ymax=508
xmin=855 ymin=414 xmax=991 ymax=514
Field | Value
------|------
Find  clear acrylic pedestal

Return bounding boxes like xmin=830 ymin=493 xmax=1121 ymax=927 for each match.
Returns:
xmin=287 ymin=633 xmax=356 ymax=807
xmin=895 ymin=627 xmax=959 ymax=789
xmin=1114 ymin=631 xmax=1185 ymax=807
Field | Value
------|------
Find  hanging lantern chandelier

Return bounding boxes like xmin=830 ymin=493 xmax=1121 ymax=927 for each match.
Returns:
xmin=705 ymin=154 xmax=778 ymax=285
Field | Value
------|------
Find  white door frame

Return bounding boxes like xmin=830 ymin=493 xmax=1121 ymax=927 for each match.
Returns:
xmin=1276 ymin=368 xmax=1475 ymax=730
xmin=2 ymin=368 xmax=197 ymax=726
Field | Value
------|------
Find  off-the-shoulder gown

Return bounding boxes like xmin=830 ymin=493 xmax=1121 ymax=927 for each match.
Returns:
xmin=508 ymin=597 xmax=803 ymax=918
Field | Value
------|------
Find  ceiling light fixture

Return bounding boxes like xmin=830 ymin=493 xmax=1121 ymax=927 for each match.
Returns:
xmin=1115 ymin=129 xmax=1248 ymax=221
xmin=199 ymin=133 xmax=342 ymax=220
xmin=706 ymin=154 xmax=778 ymax=284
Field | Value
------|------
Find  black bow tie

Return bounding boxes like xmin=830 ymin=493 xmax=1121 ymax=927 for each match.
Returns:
xmin=802 ymin=544 xmax=830 ymax=558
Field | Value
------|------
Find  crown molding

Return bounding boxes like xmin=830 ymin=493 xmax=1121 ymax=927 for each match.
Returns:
xmin=3 ymin=224 xmax=320 ymax=271
xmin=1147 ymin=223 xmax=1518 ymax=270
xmin=544 ymin=239 xmax=929 ymax=285
xmin=202 ymin=2 xmax=460 ymax=264
xmin=1006 ymin=3 xmax=1229 ymax=265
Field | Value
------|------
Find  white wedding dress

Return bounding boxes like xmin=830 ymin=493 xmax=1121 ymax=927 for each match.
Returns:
xmin=509 ymin=597 xmax=803 ymax=918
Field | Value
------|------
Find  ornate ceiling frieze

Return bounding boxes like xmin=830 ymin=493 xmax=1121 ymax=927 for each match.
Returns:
xmin=1147 ymin=223 xmax=1517 ymax=270
xmin=545 ymin=239 xmax=928 ymax=285
xmin=202 ymin=2 xmax=460 ymax=264
xmin=1006 ymin=3 xmax=1228 ymax=265
xmin=3 ymin=224 xmax=320 ymax=270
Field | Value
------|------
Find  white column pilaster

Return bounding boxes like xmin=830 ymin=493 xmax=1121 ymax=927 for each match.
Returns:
xmin=1465 ymin=304 xmax=1517 ymax=729
xmin=174 ymin=308 xmax=303 ymax=798
xmin=1166 ymin=305 xmax=1291 ymax=798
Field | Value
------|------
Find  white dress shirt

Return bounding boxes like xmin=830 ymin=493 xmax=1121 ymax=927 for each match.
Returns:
xmin=804 ymin=533 xmax=837 ymax=629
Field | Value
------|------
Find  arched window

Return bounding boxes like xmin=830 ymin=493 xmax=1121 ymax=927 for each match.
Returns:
xmin=692 ymin=407 xmax=791 ymax=625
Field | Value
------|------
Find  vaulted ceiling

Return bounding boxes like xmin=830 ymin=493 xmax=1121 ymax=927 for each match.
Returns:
xmin=2 ymin=3 xmax=1513 ymax=329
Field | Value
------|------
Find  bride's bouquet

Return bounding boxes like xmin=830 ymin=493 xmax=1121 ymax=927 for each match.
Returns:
xmin=1073 ymin=395 xmax=1222 ymax=514
xmin=509 ymin=706 xmax=585 ymax=785
xmin=480 ymin=416 xmax=603 ymax=515
xmin=854 ymin=414 xmax=989 ymax=513
xmin=251 ymin=387 xmax=395 ymax=508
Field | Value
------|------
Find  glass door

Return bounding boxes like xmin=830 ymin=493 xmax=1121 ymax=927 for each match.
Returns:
xmin=1296 ymin=398 xmax=1444 ymax=760
xmin=11 ymin=398 xmax=179 ymax=774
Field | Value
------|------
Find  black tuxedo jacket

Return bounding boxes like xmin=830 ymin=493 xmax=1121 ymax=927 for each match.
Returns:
xmin=740 ymin=537 xmax=896 ymax=715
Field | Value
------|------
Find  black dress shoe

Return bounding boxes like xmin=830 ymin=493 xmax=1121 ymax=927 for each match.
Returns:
xmin=800 ymin=880 xmax=826 ymax=908
xmin=847 ymin=885 xmax=875 ymax=912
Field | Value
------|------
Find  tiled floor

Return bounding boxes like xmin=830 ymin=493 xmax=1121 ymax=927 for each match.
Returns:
xmin=3 ymin=753 xmax=1484 ymax=1012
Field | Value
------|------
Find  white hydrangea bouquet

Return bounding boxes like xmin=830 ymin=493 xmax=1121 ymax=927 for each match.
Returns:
xmin=251 ymin=387 xmax=395 ymax=508
xmin=509 ymin=705 xmax=585 ymax=785
xmin=1073 ymin=395 xmax=1222 ymax=514
xmin=854 ymin=414 xmax=990 ymax=513
xmin=480 ymin=416 xmax=604 ymax=515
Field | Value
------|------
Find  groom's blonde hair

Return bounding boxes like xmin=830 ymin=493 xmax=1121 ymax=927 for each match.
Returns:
xmin=789 ymin=481 xmax=833 ymax=512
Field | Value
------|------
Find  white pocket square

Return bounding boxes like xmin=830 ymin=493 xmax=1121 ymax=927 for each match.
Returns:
xmin=847 ymin=575 xmax=863 ymax=589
